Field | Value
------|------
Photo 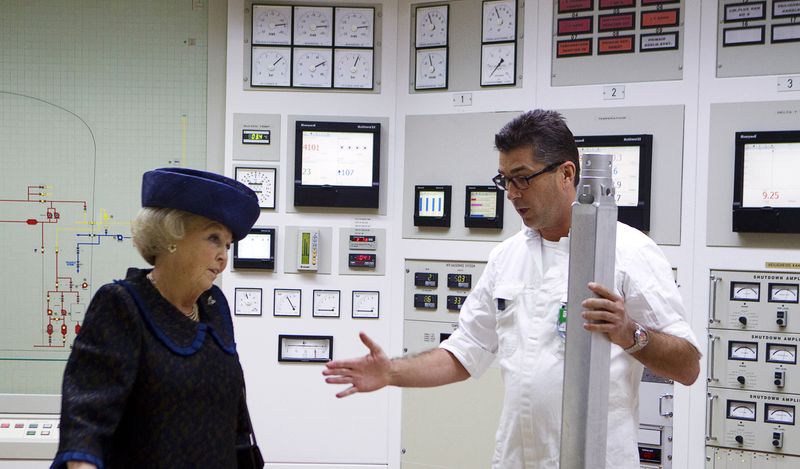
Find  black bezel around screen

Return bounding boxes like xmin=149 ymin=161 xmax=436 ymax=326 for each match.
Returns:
xmin=233 ymin=227 xmax=276 ymax=270
xmin=574 ymin=134 xmax=653 ymax=231
xmin=733 ymin=130 xmax=800 ymax=233
xmin=414 ymin=185 xmax=451 ymax=227
xmin=294 ymin=120 xmax=381 ymax=208
xmin=464 ymin=185 xmax=504 ymax=228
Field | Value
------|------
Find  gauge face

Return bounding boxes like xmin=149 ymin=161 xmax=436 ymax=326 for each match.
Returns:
xmin=352 ymin=290 xmax=380 ymax=318
xmin=766 ymin=404 xmax=795 ymax=425
xmin=415 ymin=48 xmax=448 ymax=89
xmin=235 ymin=166 xmax=276 ymax=208
xmin=251 ymin=46 xmax=291 ymax=87
xmin=767 ymin=344 xmax=797 ymax=364
xmin=333 ymin=49 xmax=373 ymax=89
xmin=769 ymin=283 xmax=799 ymax=303
xmin=293 ymin=48 xmax=332 ymax=88
xmin=482 ymin=0 xmax=517 ymax=42
xmin=252 ymin=5 xmax=292 ymax=45
xmin=313 ymin=289 xmax=341 ymax=317
xmin=727 ymin=400 xmax=757 ymax=421
xmin=731 ymin=282 xmax=760 ymax=301
xmin=415 ymin=5 xmax=449 ymax=47
xmin=729 ymin=341 xmax=758 ymax=361
xmin=234 ymin=288 xmax=262 ymax=316
xmin=294 ymin=6 xmax=333 ymax=46
xmin=334 ymin=7 xmax=374 ymax=47
xmin=481 ymin=42 xmax=516 ymax=86
xmin=278 ymin=335 xmax=332 ymax=362
xmin=273 ymin=289 xmax=301 ymax=317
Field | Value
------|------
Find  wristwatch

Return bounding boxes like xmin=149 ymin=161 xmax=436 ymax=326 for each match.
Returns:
xmin=623 ymin=322 xmax=649 ymax=354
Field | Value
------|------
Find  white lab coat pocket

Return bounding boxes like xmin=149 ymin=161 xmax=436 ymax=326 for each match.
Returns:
xmin=492 ymin=283 xmax=524 ymax=358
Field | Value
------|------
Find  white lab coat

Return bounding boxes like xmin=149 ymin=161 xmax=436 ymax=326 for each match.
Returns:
xmin=441 ymin=223 xmax=700 ymax=469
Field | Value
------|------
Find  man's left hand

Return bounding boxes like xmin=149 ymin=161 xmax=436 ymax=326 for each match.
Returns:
xmin=581 ymin=282 xmax=635 ymax=349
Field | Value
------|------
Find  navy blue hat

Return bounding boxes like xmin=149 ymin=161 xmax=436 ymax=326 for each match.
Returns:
xmin=141 ymin=167 xmax=260 ymax=241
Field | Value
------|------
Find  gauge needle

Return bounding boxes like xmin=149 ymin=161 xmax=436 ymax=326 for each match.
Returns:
xmin=287 ymin=298 xmax=295 ymax=310
xmin=274 ymin=23 xmax=286 ymax=27
xmin=495 ymin=7 xmax=500 ymax=19
xmin=314 ymin=61 xmax=326 ymax=69
xmin=353 ymin=56 xmax=360 ymax=66
xmin=428 ymin=12 xmax=435 ymax=30
xmin=272 ymin=56 xmax=283 ymax=66
xmin=356 ymin=25 xmax=369 ymax=29
xmin=429 ymin=54 xmax=433 ymax=66
xmin=490 ymin=58 xmax=505 ymax=77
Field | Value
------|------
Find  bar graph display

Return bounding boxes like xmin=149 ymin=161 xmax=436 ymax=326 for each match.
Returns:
xmin=464 ymin=185 xmax=504 ymax=229
xmin=413 ymin=185 xmax=451 ymax=227
xmin=419 ymin=190 xmax=445 ymax=217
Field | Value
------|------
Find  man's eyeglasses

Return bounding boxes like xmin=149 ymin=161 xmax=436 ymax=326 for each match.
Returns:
xmin=492 ymin=161 xmax=565 ymax=191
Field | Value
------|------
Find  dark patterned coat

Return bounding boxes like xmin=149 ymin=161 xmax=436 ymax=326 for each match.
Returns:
xmin=51 ymin=268 xmax=249 ymax=469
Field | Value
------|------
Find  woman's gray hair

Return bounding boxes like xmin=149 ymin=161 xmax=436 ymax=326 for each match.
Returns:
xmin=131 ymin=207 xmax=206 ymax=265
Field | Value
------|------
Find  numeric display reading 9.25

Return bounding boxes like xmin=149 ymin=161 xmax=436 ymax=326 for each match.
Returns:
xmin=301 ymin=130 xmax=374 ymax=187
xmin=742 ymin=141 xmax=800 ymax=208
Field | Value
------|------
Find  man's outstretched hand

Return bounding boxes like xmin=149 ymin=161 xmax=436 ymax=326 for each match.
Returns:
xmin=323 ymin=332 xmax=391 ymax=398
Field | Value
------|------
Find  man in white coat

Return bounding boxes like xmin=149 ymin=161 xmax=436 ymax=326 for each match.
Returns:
xmin=323 ymin=109 xmax=701 ymax=469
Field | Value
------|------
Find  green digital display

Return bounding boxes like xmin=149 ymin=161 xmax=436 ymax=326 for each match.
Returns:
xmin=242 ymin=129 xmax=271 ymax=144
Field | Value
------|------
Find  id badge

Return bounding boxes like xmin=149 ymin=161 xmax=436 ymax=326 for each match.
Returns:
xmin=557 ymin=301 xmax=567 ymax=340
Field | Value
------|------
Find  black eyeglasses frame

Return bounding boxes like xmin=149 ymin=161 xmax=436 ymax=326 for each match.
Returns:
xmin=492 ymin=161 xmax=565 ymax=191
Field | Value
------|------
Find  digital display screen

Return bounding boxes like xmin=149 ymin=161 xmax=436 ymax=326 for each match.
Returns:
xmin=300 ymin=130 xmax=374 ymax=187
xmin=447 ymin=273 xmax=472 ymax=289
xmin=237 ymin=233 xmax=272 ymax=259
xmin=348 ymin=253 xmax=376 ymax=268
xmin=414 ymin=294 xmax=438 ymax=309
xmin=741 ymin=141 xmax=800 ymax=208
xmin=577 ymin=145 xmax=641 ymax=207
xmin=242 ymin=129 xmax=271 ymax=144
xmin=418 ymin=190 xmax=446 ymax=217
xmin=414 ymin=272 xmax=438 ymax=287
xmin=446 ymin=295 xmax=466 ymax=311
xmin=468 ymin=191 xmax=497 ymax=218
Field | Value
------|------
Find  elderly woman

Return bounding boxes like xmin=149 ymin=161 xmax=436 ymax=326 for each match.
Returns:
xmin=51 ymin=168 xmax=262 ymax=469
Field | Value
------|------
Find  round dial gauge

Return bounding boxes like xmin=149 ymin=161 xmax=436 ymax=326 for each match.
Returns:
xmin=415 ymin=48 xmax=448 ymax=90
xmin=235 ymin=166 xmax=276 ymax=208
xmin=313 ymin=290 xmax=341 ymax=317
xmin=767 ymin=344 xmax=797 ymax=364
xmin=729 ymin=341 xmax=757 ymax=361
xmin=481 ymin=42 xmax=516 ymax=86
xmin=770 ymin=283 xmax=799 ymax=303
xmin=766 ymin=404 xmax=795 ymax=424
xmin=415 ymin=5 xmax=449 ymax=47
xmin=482 ymin=0 xmax=517 ymax=42
xmin=234 ymin=288 xmax=262 ymax=316
xmin=293 ymin=48 xmax=332 ymax=88
xmin=731 ymin=282 xmax=760 ymax=301
xmin=252 ymin=5 xmax=292 ymax=45
xmin=352 ymin=291 xmax=380 ymax=318
xmin=335 ymin=7 xmax=374 ymax=47
xmin=334 ymin=49 xmax=373 ymax=89
xmin=273 ymin=289 xmax=301 ymax=317
xmin=251 ymin=46 xmax=290 ymax=87
xmin=727 ymin=400 xmax=756 ymax=421
xmin=294 ymin=6 xmax=333 ymax=46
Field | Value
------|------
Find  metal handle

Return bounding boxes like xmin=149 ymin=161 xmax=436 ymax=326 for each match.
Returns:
xmin=709 ymin=275 xmax=721 ymax=324
xmin=707 ymin=335 xmax=719 ymax=382
xmin=658 ymin=393 xmax=674 ymax=417
xmin=706 ymin=393 xmax=718 ymax=441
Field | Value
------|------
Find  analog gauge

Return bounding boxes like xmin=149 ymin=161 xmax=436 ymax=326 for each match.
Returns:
xmin=766 ymin=404 xmax=795 ymax=425
xmin=334 ymin=7 xmax=374 ymax=47
xmin=293 ymin=6 xmax=333 ymax=46
xmin=728 ymin=341 xmax=758 ymax=361
xmin=727 ymin=400 xmax=757 ymax=421
xmin=273 ymin=288 xmax=301 ymax=317
xmin=415 ymin=47 xmax=448 ymax=90
xmin=769 ymin=283 xmax=799 ymax=303
xmin=352 ymin=290 xmax=380 ymax=319
xmin=767 ymin=344 xmax=797 ymax=364
xmin=313 ymin=289 xmax=341 ymax=317
xmin=481 ymin=42 xmax=516 ymax=86
xmin=234 ymin=288 xmax=262 ymax=316
xmin=482 ymin=0 xmax=517 ymax=43
xmin=333 ymin=49 xmax=373 ymax=89
xmin=731 ymin=282 xmax=760 ymax=301
xmin=251 ymin=46 xmax=291 ymax=87
xmin=278 ymin=335 xmax=332 ymax=362
xmin=293 ymin=48 xmax=332 ymax=88
xmin=252 ymin=5 xmax=292 ymax=45
xmin=415 ymin=5 xmax=449 ymax=48
xmin=235 ymin=166 xmax=276 ymax=209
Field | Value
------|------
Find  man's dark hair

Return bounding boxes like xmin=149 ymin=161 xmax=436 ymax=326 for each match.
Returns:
xmin=494 ymin=110 xmax=580 ymax=186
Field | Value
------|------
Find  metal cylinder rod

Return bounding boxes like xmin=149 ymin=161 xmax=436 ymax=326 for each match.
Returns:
xmin=559 ymin=153 xmax=618 ymax=469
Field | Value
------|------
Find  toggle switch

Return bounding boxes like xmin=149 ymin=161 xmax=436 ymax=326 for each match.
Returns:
xmin=774 ymin=370 xmax=786 ymax=388
xmin=773 ymin=431 xmax=784 ymax=449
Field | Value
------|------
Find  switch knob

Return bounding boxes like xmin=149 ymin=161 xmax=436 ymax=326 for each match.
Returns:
xmin=738 ymin=316 xmax=748 ymax=325
xmin=735 ymin=435 xmax=744 ymax=444
xmin=737 ymin=376 xmax=746 ymax=385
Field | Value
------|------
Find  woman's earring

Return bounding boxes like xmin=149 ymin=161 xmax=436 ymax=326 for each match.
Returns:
xmin=167 ymin=244 xmax=177 ymax=253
